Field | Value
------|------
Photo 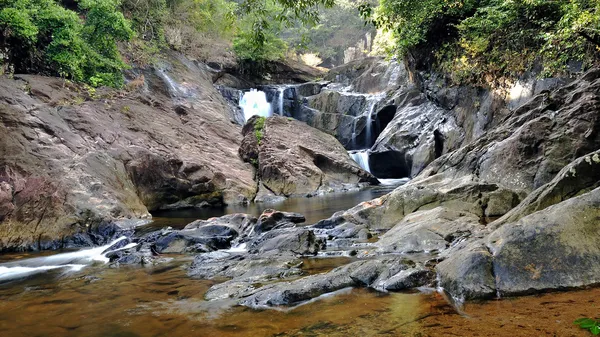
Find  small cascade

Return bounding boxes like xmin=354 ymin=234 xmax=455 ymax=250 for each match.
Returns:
xmin=351 ymin=119 xmax=358 ymax=149
xmin=240 ymin=89 xmax=273 ymax=122
xmin=277 ymin=87 xmax=285 ymax=116
xmin=0 ymin=236 xmax=135 ymax=282
xmin=363 ymin=93 xmax=386 ymax=148
xmin=155 ymin=69 xmax=189 ymax=97
xmin=349 ymin=150 xmax=371 ymax=173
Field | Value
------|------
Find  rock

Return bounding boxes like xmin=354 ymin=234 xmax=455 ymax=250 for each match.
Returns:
xmin=488 ymin=186 xmax=600 ymax=296
xmin=324 ymin=57 xmax=408 ymax=94
xmin=421 ymin=67 xmax=600 ymax=194
xmin=380 ymin=267 xmax=435 ymax=291
xmin=215 ymin=85 xmax=245 ymax=125
xmin=370 ymin=91 xmax=463 ymax=178
xmin=0 ymin=182 xmax=14 ymax=222
xmin=253 ymin=183 xmax=287 ymax=204
xmin=239 ymin=116 xmax=377 ymax=197
xmin=0 ymin=51 xmax=256 ymax=251
xmin=184 ymin=213 xmax=257 ymax=234
xmin=436 ymin=242 xmax=497 ymax=301
xmin=252 ymin=209 xmax=305 ymax=234
xmin=238 ymin=256 xmax=417 ymax=308
xmin=494 ymin=149 xmax=600 ymax=225
xmin=137 ymin=214 xmax=260 ymax=254
xmin=247 ymin=228 xmax=324 ymax=255
xmin=375 ymin=207 xmax=482 ymax=254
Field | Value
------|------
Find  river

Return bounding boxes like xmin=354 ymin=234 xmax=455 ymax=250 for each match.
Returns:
xmin=0 ymin=182 xmax=595 ymax=336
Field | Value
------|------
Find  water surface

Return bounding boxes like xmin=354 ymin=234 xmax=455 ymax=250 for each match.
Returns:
xmin=146 ymin=180 xmax=407 ymax=232
xmin=0 ymin=256 xmax=595 ymax=337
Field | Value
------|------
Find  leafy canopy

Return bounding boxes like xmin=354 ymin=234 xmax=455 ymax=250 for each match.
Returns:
xmin=0 ymin=0 xmax=133 ymax=87
xmin=360 ymin=0 xmax=600 ymax=83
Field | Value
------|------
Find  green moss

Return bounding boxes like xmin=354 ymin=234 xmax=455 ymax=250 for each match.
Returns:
xmin=188 ymin=191 xmax=224 ymax=205
xmin=254 ymin=116 xmax=266 ymax=144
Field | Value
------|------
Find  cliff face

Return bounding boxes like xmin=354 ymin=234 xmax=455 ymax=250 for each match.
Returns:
xmin=0 ymin=53 xmax=257 ymax=251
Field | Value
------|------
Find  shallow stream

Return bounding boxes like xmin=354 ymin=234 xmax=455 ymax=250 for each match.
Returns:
xmin=0 ymin=182 xmax=596 ymax=336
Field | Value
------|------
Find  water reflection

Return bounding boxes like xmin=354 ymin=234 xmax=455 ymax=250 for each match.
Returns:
xmin=145 ymin=181 xmax=407 ymax=233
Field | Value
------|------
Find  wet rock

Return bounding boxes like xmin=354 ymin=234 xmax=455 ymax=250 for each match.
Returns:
xmin=201 ymin=254 xmax=304 ymax=300
xmin=238 ymin=256 xmax=417 ymax=308
xmin=380 ymin=267 xmax=435 ymax=291
xmin=252 ymin=209 xmax=305 ymax=234
xmin=370 ymin=93 xmax=463 ymax=178
xmin=185 ymin=213 xmax=257 ymax=234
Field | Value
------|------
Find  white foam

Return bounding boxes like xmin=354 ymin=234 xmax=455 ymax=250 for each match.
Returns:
xmin=240 ymin=89 xmax=272 ymax=122
xmin=0 ymin=236 xmax=130 ymax=282
xmin=349 ymin=150 xmax=371 ymax=173
xmin=224 ymin=243 xmax=247 ymax=253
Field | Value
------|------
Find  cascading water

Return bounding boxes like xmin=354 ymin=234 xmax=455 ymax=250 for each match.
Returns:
xmin=364 ymin=93 xmax=386 ymax=148
xmin=155 ymin=69 xmax=189 ymax=97
xmin=240 ymin=89 xmax=272 ymax=122
xmin=0 ymin=236 xmax=136 ymax=282
xmin=349 ymin=150 xmax=371 ymax=173
xmin=278 ymin=87 xmax=285 ymax=116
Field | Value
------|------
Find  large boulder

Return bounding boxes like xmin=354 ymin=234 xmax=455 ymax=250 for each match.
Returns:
xmin=239 ymin=116 xmax=377 ymax=197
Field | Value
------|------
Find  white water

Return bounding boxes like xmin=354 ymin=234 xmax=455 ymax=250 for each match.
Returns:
xmin=364 ymin=94 xmax=385 ymax=148
xmin=155 ymin=69 xmax=189 ymax=97
xmin=378 ymin=178 xmax=410 ymax=185
xmin=240 ymin=89 xmax=272 ymax=122
xmin=224 ymin=243 xmax=247 ymax=253
xmin=0 ymin=236 xmax=133 ymax=282
xmin=349 ymin=150 xmax=371 ymax=173
xmin=277 ymin=87 xmax=285 ymax=116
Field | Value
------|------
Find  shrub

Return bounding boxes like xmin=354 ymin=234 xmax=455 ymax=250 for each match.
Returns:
xmin=0 ymin=0 xmax=133 ymax=87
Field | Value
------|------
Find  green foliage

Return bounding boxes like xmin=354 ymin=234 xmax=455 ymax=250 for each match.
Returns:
xmin=0 ymin=0 xmax=133 ymax=87
xmin=362 ymin=0 xmax=600 ymax=83
xmin=254 ymin=116 xmax=266 ymax=144
xmin=575 ymin=318 xmax=600 ymax=335
xmin=121 ymin=0 xmax=167 ymax=42
xmin=282 ymin=0 xmax=374 ymax=63
xmin=234 ymin=0 xmax=335 ymax=62
xmin=361 ymin=0 xmax=478 ymax=55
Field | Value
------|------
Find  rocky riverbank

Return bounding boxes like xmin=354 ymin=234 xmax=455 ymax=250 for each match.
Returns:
xmin=0 ymin=52 xmax=370 ymax=252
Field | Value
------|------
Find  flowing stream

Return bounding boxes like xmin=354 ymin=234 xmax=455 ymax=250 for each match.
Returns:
xmin=0 ymin=183 xmax=596 ymax=336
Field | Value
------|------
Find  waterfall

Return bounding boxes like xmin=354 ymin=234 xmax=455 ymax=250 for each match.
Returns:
xmin=349 ymin=150 xmax=371 ymax=173
xmin=0 ymin=236 xmax=136 ymax=282
xmin=351 ymin=119 xmax=357 ymax=149
xmin=240 ymin=89 xmax=273 ymax=122
xmin=278 ymin=87 xmax=285 ymax=116
xmin=155 ymin=69 xmax=189 ymax=97
xmin=363 ymin=94 xmax=385 ymax=148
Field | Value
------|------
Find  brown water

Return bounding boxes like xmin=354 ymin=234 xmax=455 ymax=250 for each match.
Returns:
xmin=0 ymin=254 xmax=596 ymax=337
xmin=0 ymin=182 xmax=596 ymax=337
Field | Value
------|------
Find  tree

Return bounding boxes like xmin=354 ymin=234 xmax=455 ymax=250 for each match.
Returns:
xmin=360 ymin=0 xmax=600 ymax=83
